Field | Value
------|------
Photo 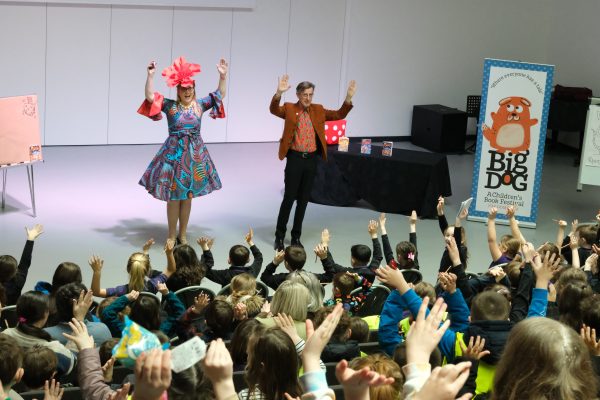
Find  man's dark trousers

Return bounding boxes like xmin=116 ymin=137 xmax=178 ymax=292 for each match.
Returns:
xmin=275 ymin=150 xmax=318 ymax=241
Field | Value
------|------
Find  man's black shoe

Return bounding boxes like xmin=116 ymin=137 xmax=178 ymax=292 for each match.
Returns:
xmin=274 ymin=237 xmax=285 ymax=251
xmin=291 ymin=238 xmax=303 ymax=248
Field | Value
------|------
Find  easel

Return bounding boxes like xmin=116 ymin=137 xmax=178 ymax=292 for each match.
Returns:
xmin=577 ymin=97 xmax=600 ymax=191
xmin=1 ymin=161 xmax=38 ymax=217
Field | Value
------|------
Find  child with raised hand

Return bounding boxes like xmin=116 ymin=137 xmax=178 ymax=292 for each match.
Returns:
xmin=215 ymin=272 xmax=265 ymax=318
xmin=166 ymin=237 xmax=212 ymax=293
xmin=204 ymin=228 xmax=264 ymax=287
xmin=402 ymin=296 xmax=473 ymax=400
xmin=559 ymin=217 xmax=597 ymax=265
xmin=487 ymin=207 xmax=521 ymax=267
xmin=436 ymin=197 xmax=468 ymax=271
xmin=90 ymin=238 xmax=176 ymax=298
xmin=324 ymin=271 xmax=372 ymax=315
xmin=101 ymin=283 xmax=185 ymax=338
xmin=380 ymin=211 xmax=419 ymax=270
xmin=0 ymin=224 xmax=44 ymax=305
xmin=317 ymin=221 xmax=383 ymax=283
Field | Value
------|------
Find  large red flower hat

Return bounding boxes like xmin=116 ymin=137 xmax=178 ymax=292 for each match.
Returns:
xmin=161 ymin=56 xmax=201 ymax=88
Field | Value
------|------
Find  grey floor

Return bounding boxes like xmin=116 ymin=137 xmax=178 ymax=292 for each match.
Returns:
xmin=1 ymin=141 xmax=598 ymax=298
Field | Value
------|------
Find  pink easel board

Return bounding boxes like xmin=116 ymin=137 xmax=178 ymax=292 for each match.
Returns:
xmin=0 ymin=95 xmax=43 ymax=166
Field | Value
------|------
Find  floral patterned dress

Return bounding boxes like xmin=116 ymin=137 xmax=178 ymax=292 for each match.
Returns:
xmin=138 ymin=90 xmax=224 ymax=201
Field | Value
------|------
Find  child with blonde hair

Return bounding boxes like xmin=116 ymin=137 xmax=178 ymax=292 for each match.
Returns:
xmin=90 ymin=238 xmax=176 ymax=297
xmin=216 ymin=273 xmax=264 ymax=318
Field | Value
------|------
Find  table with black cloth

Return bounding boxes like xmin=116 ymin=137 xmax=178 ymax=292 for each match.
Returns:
xmin=310 ymin=143 xmax=452 ymax=217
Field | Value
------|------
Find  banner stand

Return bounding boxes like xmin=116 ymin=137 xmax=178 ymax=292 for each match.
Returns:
xmin=1 ymin=162 xmax=39 ymax=218
xmin=467 ymin=59 xmax=554 ymax=228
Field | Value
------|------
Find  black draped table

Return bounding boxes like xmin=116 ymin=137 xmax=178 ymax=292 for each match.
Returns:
xmin=310 ymin=143 xmax=452 ymax=217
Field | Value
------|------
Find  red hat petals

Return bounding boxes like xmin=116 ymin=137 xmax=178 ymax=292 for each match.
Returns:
xmin=162 ymin=56 xmax=201 ymax=88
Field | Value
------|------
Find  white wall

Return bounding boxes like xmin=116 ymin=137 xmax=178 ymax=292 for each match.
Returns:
xmin=0 ymin=0 xmax=597 ymax=145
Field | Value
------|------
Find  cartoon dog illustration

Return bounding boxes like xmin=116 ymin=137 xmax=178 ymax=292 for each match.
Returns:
xmin=482 ymin=96 xmax=538 ymax=153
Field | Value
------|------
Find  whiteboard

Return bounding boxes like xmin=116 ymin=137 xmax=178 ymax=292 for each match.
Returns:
xmin=577 ymin=98 xmax=600 ymax=190
xmin=0 ymin=95 xmax=43 ymax=167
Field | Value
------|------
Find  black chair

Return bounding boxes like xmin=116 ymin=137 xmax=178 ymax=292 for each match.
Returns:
xmin=401 ymin=269 xmax=423 ymax=285
xmin=359 ymin=341 xmax=384 ymax=355
xmin=465 ymin=95 xmax=481 ymax=153
xmin=368 ymin=329 xmax=379 ymax=342
xmin=330 ymin=385 xmax=345 ymax=400
xmin=232 ymin=370 xmax=247 ymax=392
xmin=325 ymin=361 xmax=339 ymax=385
xmin=20 ymin=386 xmax=82 ymax=400
xmin=354 ymin=286 xmax=390 ymax=317
xmin=0 ymin=305 xmax=18 ymax=329
xmin=216 ymin=281 xmax=270 ymax=298
xmin=173 ymin=286 xmax=216 ymax=309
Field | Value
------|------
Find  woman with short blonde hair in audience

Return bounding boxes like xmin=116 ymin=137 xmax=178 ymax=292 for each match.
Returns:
xmin=256 ymin=280 xmax=310 ymax=339
xmin=492 ymin=317 xmax=597 ymax=400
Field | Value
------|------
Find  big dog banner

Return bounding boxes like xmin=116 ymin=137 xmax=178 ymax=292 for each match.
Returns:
xmin=468 ymin=59 xmax=554 ymax=228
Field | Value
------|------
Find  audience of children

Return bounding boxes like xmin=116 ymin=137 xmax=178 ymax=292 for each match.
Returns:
xmin=0 ymin=209 xmax=599 ymax=400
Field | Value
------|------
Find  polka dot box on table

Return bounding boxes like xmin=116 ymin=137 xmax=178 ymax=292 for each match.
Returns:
xmin=324 ymin=120 xmax=347 ymax=145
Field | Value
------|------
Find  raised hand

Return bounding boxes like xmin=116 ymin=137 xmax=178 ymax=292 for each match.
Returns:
xmin=26 ymin=224 xmax=44 ymax=241
xmin=459 ymin=335 xmax=490 ymax=360
xmin=89 ymin=255 xmax=104 ymax=273
xmin=277 ymin=74 xmax=291 ymax=95
xmin=62 ymin=318 xmax=95 ymax=351
xmin=409 ymin=210 xmax=418 ymax=224
xmin=107 ymin=383 xmax=131 ymax=400
xmin=191 ymin=293 xmax=211 ymax=315
xmin=375 ymin=265 xmax=408 ymax=292
xmin=345 ymin=80 xmax=357 ymax=101
xmin=233 ymin=303 xmax=248 ymax=321
xmin=506 ymin=205 xmax=516 ymax=219
xmin=302 ymin=303 xmax=343 ymax=372
xmin=274 ymin=313 xmax=301 ymax=344
xmin=438 ymin=272 xmax=457 ymax=294
xmin=445 ymin=236 xmax=461 ymax=267
xmin=102 ymin=357 xmax=116 ymax=382
xmin=273 ymin=249 xmax=285 ymax=265
xmin=132 ymin=349 xmax=172 ymax=400
xmin=216 ymin=58 xmax=228 ymax=78
xmin=533 ymin=251 xmax=561 ymax=287
xmin=127 ymin=290 xmax=140 ymax=302
xmin=581 ymin=324 xmax=600 ymax=356
xmin=147 ymin=61 xmax=156 ymax=76
xmin=314 ymin=243 xmax=328 ymax=260
xmin=142 ymin=238 xmax=155 ymax=254
xmin=203 ymin=339 xmax=235 ymax=399
xmin=569 ymin=235 xmax=579 ymax=250
xmin=436 ymin=196 xmax=445 ymax=216
xmin=43 ymin=378 xmax=64 ymax=400
xmin=412 ymin=362 xmax=472 ymax=400
xmin=335 ymin=359 xmax=395 ymax=399
xmin=72 ymin=289 xmax=94 ymax=321
xmin=197 ymin=236 xmax=214 ymax=251
xmin=571 ymin=219 xmax=579 ymax=234
xmin=488 ymin=266 xmax=507 ymax=282
xmin=406 ymin=297 xmax=450 ymax=365
xmin=521 ymin=242 xmax=537 ymax=264
xmin=553 ymin=219 xmax=567 ymax=227
xmin=488 ymin=207 xmax=498 ymax=220
xmin=244 ymin=228 xmax=254 ymax=245
xmin=156 ymin=283 xmax=169 ymax=296
xmin=321 ymin=228 xmax=330 ymax=245
xmin=164 ymin=238 xmax=175 ymax=254
xmin=368 ymin=220 xmax=379 ymax=238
